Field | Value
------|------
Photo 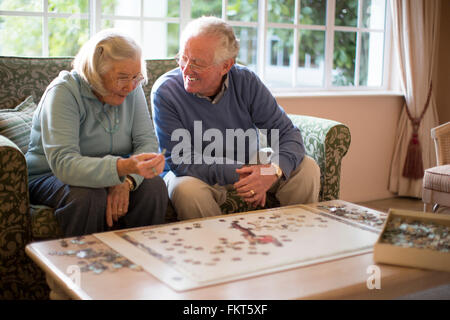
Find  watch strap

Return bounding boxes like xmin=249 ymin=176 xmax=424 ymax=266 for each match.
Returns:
xmin=125 ymin=175 xmax=136 ymax=191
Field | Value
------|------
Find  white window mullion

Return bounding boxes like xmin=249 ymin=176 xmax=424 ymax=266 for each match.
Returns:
xmin=325 ymin=0 xmax=336 ymax=88
xmin=354 ymin=0 xmax=363 ymax=87
xmin=90 ymin=0 xmax=101 ymax=36
xmin=354 ymin=31 xmax=361 ymax=87
xmin=222 ymin=0 xmax=228 ymax=20
xmin=382 ymin=0 xmax=392 ymax=91
xmin=42 ymin=0 xmax=49 ymax=56
xmin=291 ymin=0 xmax=300 ymax=88
xmin=180 ymin=0 xmax=191 ymax=44
xmin=257 ymin=0 xmax=267 ymax=81
xmin=140 ymin=0 xmax=144 ymax=47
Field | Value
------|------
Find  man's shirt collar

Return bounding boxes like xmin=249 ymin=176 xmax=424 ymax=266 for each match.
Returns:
xmin=194 ymin=73 xmax=229 ymax=104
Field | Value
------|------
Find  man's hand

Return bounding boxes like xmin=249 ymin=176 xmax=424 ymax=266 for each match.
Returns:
xmin=106 ymin=182 xmax=130 ymax=227
xmin=233 ymin=164 xmax=278 ymax=208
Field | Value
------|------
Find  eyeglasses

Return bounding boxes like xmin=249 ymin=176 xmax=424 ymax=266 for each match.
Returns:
xmin=175 ymin=54 xmax=217 ymax=72
xmin=115 ymin=73 xmax=144 ymax=88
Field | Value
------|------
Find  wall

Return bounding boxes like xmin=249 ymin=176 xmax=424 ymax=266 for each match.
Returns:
xmin=276 ymin=94 xmax=404 ymax=203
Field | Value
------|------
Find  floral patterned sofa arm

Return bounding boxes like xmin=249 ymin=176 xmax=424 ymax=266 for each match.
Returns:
xmin=0 ymin=134 xmax=31 ymax=244
xmin=0 ymin=135 xmax=47 ymax=299
xmin=288 ymin=114 xmax=351 ymax=201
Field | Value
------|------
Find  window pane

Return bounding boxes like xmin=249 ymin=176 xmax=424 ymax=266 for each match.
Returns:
xmin=0 ymin=16 xmax=42 ymax=56
xmin=233 ymin=26 xmax=257 ymax=72
xmin=333 ymin=31 xmax=356 ymax=86
xmin=101 ymin=19 xmax=141 ymax=44
xmin=102 ymin=0 xmax=140 ymax=16
xmin=143 ymin=22 xmax=179 ymax=58
xmin=268 ymin=0 xmax=295 ymax=24
xmin=335 ymin=0 xmax=358 ymax=27
xmin=48 ymin=0 xmax=89 ymax=14
xmin=0 ymin=0 xmax=42 ymax=11
xmin=362 ymin=0 xmax=386 ymax=29
xmin=166 ymin=23 xmax=180 ymax=57
xmin=49 ymin=18 xmax=89 ymax=56
xmin=266 ymin=28 xmax=293 ymax=88
xmin=101 ymin=0 xmax=116 ymax=15
xmin=144 ymin=0 xmax=179 ymax=18
xmin=227 ymin=0 xmax=258 ymax=22
xmin=297 ymin=30 xmax=325 ymax=87
xmin=299 ymin=0 xmax=327 ymax=25
xmin=191 ymin=0 xmax=222 ymax=18
xmin=359 ymin=32 xmax=384 ymax=86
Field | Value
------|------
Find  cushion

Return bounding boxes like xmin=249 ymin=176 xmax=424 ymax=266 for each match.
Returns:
xmin=0 ymin=95 xmax=36 ymax=154
xmin=423 ymin=165 xmax=450 ymax=193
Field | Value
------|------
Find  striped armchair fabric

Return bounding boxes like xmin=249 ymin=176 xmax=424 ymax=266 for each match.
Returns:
xmin=0 ymin=56 xmax=350 ymax=299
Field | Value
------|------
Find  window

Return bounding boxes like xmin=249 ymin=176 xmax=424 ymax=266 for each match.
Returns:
xmin=263 ymin=0 xmax=388 ymax=89
xmin=0 ymin=0 xmax=91 ymax=56
xmin=0 ymin=0 xmax=389 ymax=91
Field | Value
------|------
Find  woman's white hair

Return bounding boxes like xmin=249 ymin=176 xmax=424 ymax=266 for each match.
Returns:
xmin=180 ymin=16 xmax=240 ymax=63
xmin=73 ymin=28 xmax=147 ymax=97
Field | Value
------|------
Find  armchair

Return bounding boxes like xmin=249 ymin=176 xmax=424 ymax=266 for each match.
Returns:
xmin=423 ymin=121 xmax=450 ymax=212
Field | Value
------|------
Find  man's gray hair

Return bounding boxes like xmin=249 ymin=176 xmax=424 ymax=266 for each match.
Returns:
xmin=181 ymin=16 xmax=240 ymax=63
xmin=73 ymin=29 xmax=147 ymax=97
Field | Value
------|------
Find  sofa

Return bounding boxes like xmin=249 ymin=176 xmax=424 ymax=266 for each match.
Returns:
xmin=0 ymin=56 xmax=351 ymax=299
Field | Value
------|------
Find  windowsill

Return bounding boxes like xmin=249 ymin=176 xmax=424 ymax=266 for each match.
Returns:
xmin=272 ymin=90 xmax=404 ymax=99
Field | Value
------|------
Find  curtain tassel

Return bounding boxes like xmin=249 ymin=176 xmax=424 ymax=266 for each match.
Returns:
xmin=402 ymin=120 xmax=424 ymax=179
xmin=401 ymin=81 xmax=432 ymax=180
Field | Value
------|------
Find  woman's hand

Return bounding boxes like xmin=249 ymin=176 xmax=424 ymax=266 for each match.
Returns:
xmin=117 ymin=152 xmax=165 ymax=179
xmin=106 ymin=182 xmax=130 ymax=227
xmin=131 ymin=153 xmax=165 ymax=178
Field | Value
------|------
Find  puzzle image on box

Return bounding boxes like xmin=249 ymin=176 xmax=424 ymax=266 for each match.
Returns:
xmin=95 ymin=205 xmax=379 ymax=291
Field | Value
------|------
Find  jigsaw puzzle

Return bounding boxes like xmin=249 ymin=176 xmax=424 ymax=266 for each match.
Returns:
xmin=95 ymin=205 xmax=380 ymax=291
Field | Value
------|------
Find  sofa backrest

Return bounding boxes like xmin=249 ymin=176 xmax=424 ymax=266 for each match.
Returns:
xmin=0 ymin=56 xmax=177 ymax=115
xmin=0 ymin=57 xmax=73 ymax=110
xmin=143 ymin=59 xmax=178 ymax=114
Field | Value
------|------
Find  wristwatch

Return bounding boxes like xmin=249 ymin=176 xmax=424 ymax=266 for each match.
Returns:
xmin=125 ymin=175 xmax=136 ymax=191
xmin=271 ymin=163 xmax=283 ymax=179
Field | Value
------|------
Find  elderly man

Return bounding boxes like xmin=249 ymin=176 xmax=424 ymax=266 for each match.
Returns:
xmin=151 ymin=16 xmax=320 ymax=220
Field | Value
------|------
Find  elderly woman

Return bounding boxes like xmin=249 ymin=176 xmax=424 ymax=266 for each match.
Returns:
xmin=25 ymin=29 xmax=168 ymax=237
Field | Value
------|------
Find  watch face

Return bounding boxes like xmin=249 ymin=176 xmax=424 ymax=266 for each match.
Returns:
xmin=271 ymin=163 xmax=282 ymax=178
xmin=276 ymin=166 xmax=282 ymax=178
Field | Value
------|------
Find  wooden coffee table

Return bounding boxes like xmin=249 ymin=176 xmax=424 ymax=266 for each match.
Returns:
xmin=25 ymin=200 xmax=450 ymax=300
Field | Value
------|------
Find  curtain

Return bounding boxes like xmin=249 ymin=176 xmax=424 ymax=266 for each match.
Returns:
xmin=388 ymin=0 xmax=441 ymax=198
